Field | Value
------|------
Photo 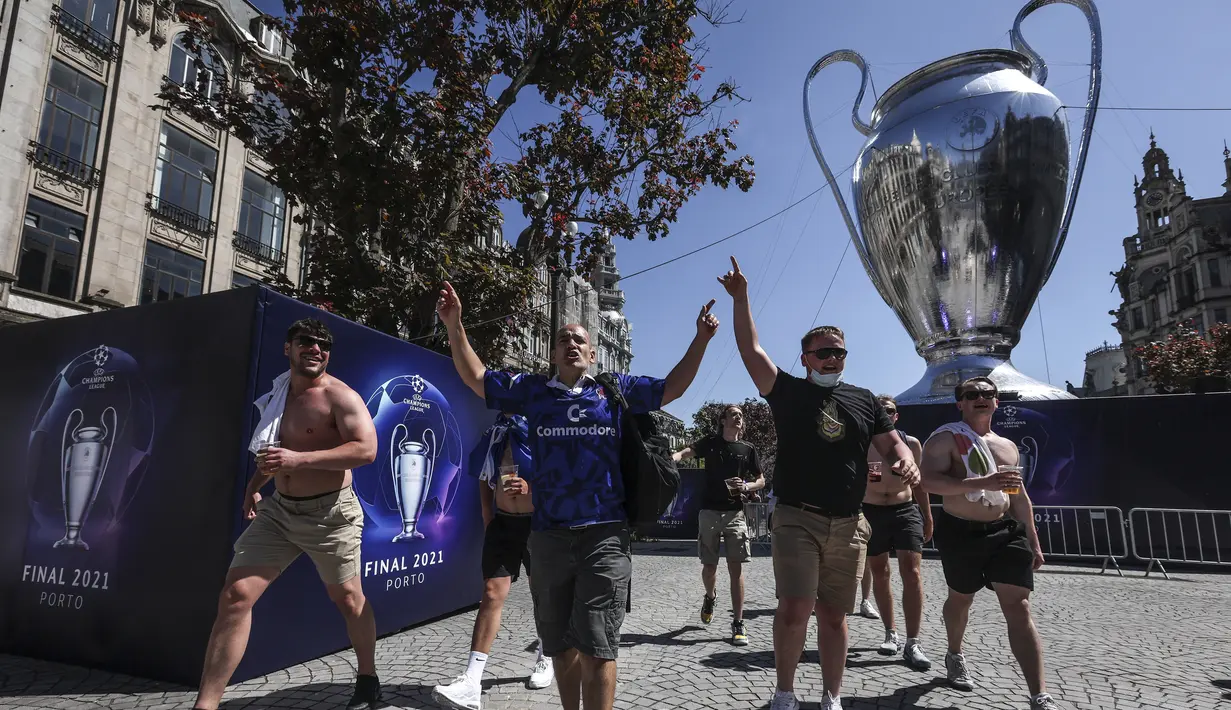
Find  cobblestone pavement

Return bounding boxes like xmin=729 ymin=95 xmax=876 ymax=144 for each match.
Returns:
xmin=1 ymin=544 xmax=1229 ymax=709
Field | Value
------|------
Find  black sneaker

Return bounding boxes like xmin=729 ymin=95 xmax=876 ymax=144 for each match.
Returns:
xmin=731 ymin=619 xmax=749 ymax=646
xmin=347 ymin=674 xmax=381 ymax=709
xmin=700 ymin=594 xmax=715 ymax=624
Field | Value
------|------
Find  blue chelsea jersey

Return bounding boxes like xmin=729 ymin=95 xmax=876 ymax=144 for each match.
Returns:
xmin=483 ymin=370 xmax=665 ymax=530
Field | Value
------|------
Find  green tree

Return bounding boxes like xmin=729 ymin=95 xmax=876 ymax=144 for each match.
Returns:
xmin=158 ymin=0 xmax=754 ymax=363
xmin=1135 ymin=323 xmax=1231 ymax=393
xmin=686 ymin=398 xmax=777 ymax=483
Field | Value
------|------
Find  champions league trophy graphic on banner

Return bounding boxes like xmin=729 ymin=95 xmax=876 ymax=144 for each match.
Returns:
xmin=357 ymin=373 xmax=463 ymax=542
xmin=28 ymin=345 xmax=155 ymax=548
xmin=389 ymin=423 xmax=437 ymax=541
xmin=803 ymin=0 xmax=1102 ymax=403
xmin=56 ymin=406 xmax=117 ymax=549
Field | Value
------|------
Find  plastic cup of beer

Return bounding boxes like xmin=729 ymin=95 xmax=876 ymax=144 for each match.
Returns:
xmin=726 ymin=477 xmax=743 ymax=498
xmin=257 ymin=440 xmax=279 ymax=468
xmin=999 ymin=465 xmax=1023 ymax=495
xmin=868 ymin=461 xmax=883 ymax=483
xmin=499 ymin=465 xmax=519 ymax=492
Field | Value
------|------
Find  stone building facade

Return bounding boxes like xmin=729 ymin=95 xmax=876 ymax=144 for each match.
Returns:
xmin=0 ymin=0 xmax=303 ymax=326
xmin=1110 ymin=135 xmax=1231 ymax=394
xmin=1066 ymin=342 xmax=1128 ymax=398
xmin=499 ymin=237 xmax=635 ymax=376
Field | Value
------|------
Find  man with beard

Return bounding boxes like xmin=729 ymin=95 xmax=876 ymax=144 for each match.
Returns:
xmin=717 ymin=256 xmax=920 ymax=710
xmin=437 ymin=281 xmax=718 ymax=710
xmin=861 ymin=394 xmax=932 ymax=670
xmin=919 ymin=377 xmax=1059 ymax=710
xmin=672 ymin=404 xmax=766 ymax=646
xmin=193 ymin=319 xmax=380 ymax=710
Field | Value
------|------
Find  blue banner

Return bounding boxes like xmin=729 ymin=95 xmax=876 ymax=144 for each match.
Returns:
xmin=897 ymin=394 xmax=1231 ymax=513
xmin=235 ymin=290 xmax=495 ymax=682
xmin=0 ymin=288 xmax=259 ymax=684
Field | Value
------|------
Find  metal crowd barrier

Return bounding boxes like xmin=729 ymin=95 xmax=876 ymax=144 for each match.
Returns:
xmin=919 ymin=504 xmax=1127 ymax=575
xmin=1128 ymin=508 xmax=1231 ymax=579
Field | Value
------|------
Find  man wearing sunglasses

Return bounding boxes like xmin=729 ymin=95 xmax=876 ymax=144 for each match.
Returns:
xmin=919 ymin=377 xmax=1058 ymax=710
xmin=718 ymin=256 xmax=919 ymax=710
xmin=194 ymin=319 xmax=381 ymax=710
xmin=437 ymin=281 xmax=718 ymax=710
xmin=860 ymin=394 xmax=932 ymax=671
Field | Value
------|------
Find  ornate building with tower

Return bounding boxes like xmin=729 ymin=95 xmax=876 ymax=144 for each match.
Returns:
xmin=499 ymin=238 xmax=635 ymax=376
xmin=1110 ymin=135 xmax=1231 ymax=394
xmin=0 ymin=0 xmax=307 ymax=326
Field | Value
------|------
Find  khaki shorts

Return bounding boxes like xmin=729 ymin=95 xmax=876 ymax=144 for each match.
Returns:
xmin=230 ymin=487 xmax=364 ymax=585
xmin=771 ymin=504 xmax=870 ymax=609
xmin=698 ymin=509 xmax=751 ymax=565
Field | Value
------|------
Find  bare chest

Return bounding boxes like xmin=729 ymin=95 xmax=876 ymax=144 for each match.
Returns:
xmin=279 ymin=391 xmax=339 ymax=450
xmin=986 ymin=436 xmax=1019 ymax=470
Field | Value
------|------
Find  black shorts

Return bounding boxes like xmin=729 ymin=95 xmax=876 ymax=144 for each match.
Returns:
xmin=481 ymin=511 xmax=533 ymax=581
xmin=862 ymin=501 xmax=924 ymax=556
xmin=933 ymin=510 xmax=1034 ymax=594
xmin=528 ymin=522 xmax=631 ymax=660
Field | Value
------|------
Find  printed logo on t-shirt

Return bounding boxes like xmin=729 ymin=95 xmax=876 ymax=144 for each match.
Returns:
xmin=817 ymin=398 xmax=845 ymax=442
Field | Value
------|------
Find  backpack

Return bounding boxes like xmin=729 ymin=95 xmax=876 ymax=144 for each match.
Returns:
xmin=594 ymin=372 xmax=681 ymax=534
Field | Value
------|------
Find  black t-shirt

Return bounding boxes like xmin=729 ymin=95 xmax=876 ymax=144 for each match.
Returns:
xmin=691 ymin=435 xmax=762 ymax=511
xmin=764 ymin=369 xmax=895 ymax=516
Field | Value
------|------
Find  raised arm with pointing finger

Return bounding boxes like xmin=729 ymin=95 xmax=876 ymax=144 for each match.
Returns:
xmin=718 ymin=256 xmax=778 ymax=397
xmin=436 ymin=281 xmax=488 ymax=400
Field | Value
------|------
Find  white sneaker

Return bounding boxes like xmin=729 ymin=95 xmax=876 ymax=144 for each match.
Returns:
xmin=821 ymin=693 xmax=843 ymax=710
xmin=769 ymin=689 xmax=800 ymax=710
xmin=1030 ymin=693 xmax=1062 ymax=710
xmin=878 ymin=628 xmax=901 ymax=655
xmin=527 ymin=655 xmax=554 ymax=690
xmin=432 ymin=674 xmax=481 ymax=710
xmin=858 ymin=598 xmax=880 ymax=619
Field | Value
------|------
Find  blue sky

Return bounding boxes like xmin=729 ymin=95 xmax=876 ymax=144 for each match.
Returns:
xmin=253 ymin=0 xmax=1231 ymax=424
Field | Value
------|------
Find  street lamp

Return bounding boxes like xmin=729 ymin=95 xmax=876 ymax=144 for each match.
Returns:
xmin=532 ymin=189 xmax=549 ymax=210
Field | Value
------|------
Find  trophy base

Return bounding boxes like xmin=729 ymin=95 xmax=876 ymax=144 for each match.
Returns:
xmin=895 ymin=354 xmax=1077 ymax=405
xmin=53 ymin=536 xmax=89 ymax=551
xmin=392 ymin=527 xmax=424 ymax=542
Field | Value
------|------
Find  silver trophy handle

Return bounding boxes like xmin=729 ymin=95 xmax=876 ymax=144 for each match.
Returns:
xmin=802 ymin=50 xmax=885 ymax=295
xmin=390 ymin=423 xmax=407 ymax=511
xmin=60 ymin=409 xmax=83 ymax=521
xmin=1011 ymin=0 xmax=1102 ymax=284
xmin=86 ymin=407 xmax=117 ymax=527
xmin=417 ymin=428 xmax=437 ymax=522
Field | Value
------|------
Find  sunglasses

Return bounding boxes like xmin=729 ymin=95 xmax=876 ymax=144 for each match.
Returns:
xmin=295 ymin=335 xmax=333 ymax=352
xmin=883 ymin=407 xmax=897 ymax=415
xmin=804 ymin=347 xmax=847 ymax=361
xmin=960 ymin=390 xmax=997 ymax=401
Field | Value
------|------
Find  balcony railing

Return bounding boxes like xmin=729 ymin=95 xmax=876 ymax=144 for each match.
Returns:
xmin=233 ymin=232 xmax=286 ymax=265
xmin=26 ymin=141 xmax=101 ymax=187
xmin=1125 ymin=235 xmax=1168 ymax=257
xmin=51 ymin=6 xmax=120 ymax=61
xmin=146 ymin=194 xmax=217 ymax=237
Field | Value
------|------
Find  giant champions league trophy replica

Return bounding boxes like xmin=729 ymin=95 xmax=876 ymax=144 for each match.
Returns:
xmin=804 ymin=0 xmax=1102 ymax=403
xmin=390 ymin=423 xmax=438 ymax=541
xmin=57 ymin=407 xmax=117 ymax=549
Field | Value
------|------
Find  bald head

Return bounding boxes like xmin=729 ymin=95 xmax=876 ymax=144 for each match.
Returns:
xmin=553 ymin=323 xmax=595 ymax=373
xmin=555 ymin=323 xmax=591 ymax=344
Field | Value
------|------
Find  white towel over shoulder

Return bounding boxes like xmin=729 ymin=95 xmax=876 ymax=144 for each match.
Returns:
xmin=926 ymin=421 xmax=1007 ymax=507
xmin=249 ymin=370 xmax=291 ymax=454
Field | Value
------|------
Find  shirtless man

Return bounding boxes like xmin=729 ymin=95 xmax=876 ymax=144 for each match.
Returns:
xmin=433 ymin=413 xmax=554 ymax=710
xmin=193 ymin=319 xmax=380 ymax=710
xmin=919 ymin=376 xmax=1061 ymax=710
xmin=860 ymin=395 xmax=932 ymax=670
